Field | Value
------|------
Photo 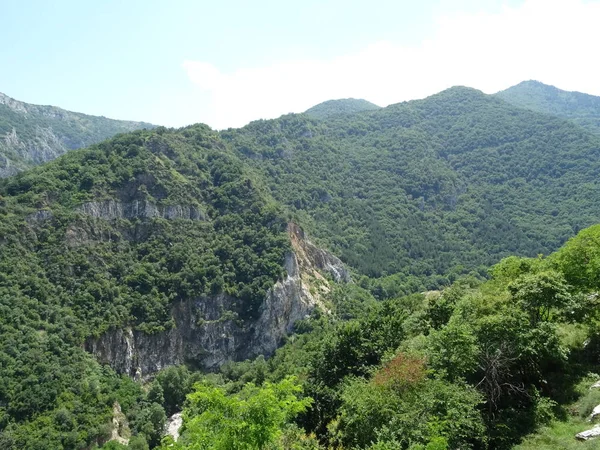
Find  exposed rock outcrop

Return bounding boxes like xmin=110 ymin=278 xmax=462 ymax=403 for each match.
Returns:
xmin=0 ymin=92 xmax=28 ymax=113
xmin=86 ymin=224 xmax=346 ymax=379
xmin=77 ymin=200 xmax=207 ymax=221
xmin=87 ymin=253 xmax=319 ymax=378
xmin=0 ymin=91 xmax=154 ymax=177
xmin=26 ymin=209 xmax=54 ymax=223
xmin=288 ymin=222 xmax=350 ymax=283
xmin=166 ymin=413 xmax=183 ymax=442
xmin=576 ymin=424 xmax=600 ymax=441
xmin=26 ymin=200 xmax=208 ymax=246
xmin=1 ymin=125 xmax=75 ymax=176
xmin=574 ymin=382 xmax=600 ymax=441
xmin=590 ymin=404 xmax=600 ymax=422
xmin=107 ymin=402 xmax=131 ymax=446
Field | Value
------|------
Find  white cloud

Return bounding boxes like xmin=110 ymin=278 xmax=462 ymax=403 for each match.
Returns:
xmin=183 ymin=0 xmax=600 ymax=129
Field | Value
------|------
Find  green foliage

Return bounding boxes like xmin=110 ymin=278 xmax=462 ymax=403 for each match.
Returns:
xmin=129 ymin=402 xmax=166 ymax=448
xmin=5 ymin=85 xmax=600 ymax=450
xmin=0 ymin=125 xmax=289 ymax=446
xmin=514 ymin=376 xmax=600 ymax=449
xmin=161 ymin=377 xmax=311 ymax=450
xmin=304 ymin=98 xmax=381 ymax=120
xmin=496 ymin=80 xmax=600 ymax=135
xmin=331 ymin=375 xmax=486 ymax=449
xmin=513 ymin=420 xmax=600 ymax=450
xmin=128 ymin=435 xmax=151 ymax=450
xmin=155 ymin=366 xmax=202 ymax=417
xmin=224 ymin=87 xmax=600 ymax=285
xmin=508 ymin=271 xmax=571 ymax=325
xmin=548 ymin=224 xmax=600 ymax=290
xmin=427 ymin=321 xmax=479 ymax=382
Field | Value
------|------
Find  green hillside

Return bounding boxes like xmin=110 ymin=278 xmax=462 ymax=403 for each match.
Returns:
xmin=304 ymin=98 xmax=381 ymax=119
xmin=190 ymin=220 xmax=600 ymax=450
xmin=224 ymin=86 xmax=600 ymax=290
xmin=496 ymin=80 xmax=600 ymax=135
xmin=0 ymin=125 xmax=290 ymax=448
xmin=0 ymin=92 xmax=154 ymax=177
xmin=3 ymin=85 xmax=600 ymax=449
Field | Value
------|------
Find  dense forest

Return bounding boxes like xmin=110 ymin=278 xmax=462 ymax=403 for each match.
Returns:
xmin=0 ymin=125 xmax=290 ymax=448
xmin=224 ymin=87 xmax=600 ymax=289
xmin=159 ymin=223 xmax=600 ymax=450
xmin=304 ymin=99 xmax=381 ymax=120
xmin=496 ymin=81 xmax=600 ymax=136
xmin=2 ymin=84 xmax=600 ymax=449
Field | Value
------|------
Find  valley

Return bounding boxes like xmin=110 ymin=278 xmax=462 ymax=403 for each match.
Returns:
xmin=2 ymin=81 xmax=600 ymax=449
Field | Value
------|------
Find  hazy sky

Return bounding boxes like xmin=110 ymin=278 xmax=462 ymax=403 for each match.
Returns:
xmin=2 ymin=0 xmax=599 ymax=129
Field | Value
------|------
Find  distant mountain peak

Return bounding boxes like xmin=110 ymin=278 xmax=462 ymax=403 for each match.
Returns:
xmin=496 ymin=80 xmax=600 ymax=135
xmin=427 ymin=85 xmax=488 ymax=100
xmin=511 ymin=79 xmax=551 ymax=87
xmin=0 ymin=92 xmax=155 ymax=177
xmin=304 ymin=98 xmax=381 ymax=119
xmin=0 ymin=91 xmax=29 ymax=114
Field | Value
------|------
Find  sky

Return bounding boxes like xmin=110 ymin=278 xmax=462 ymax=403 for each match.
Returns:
xmin=1 ymin=0 xmax=599 ymax=129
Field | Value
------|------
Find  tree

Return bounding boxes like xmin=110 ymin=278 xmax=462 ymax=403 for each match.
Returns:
xmin=331 ymin=374 xmax=485 ymax=449
xmin=132 ymin=403 xmax=166 ymax=449
xmin=161 ymin=377 xmax=311 ymax=450
xmin=427 ymin=321 xmax=479 ymax=381
xmin=508 ymin=271 xmax=570 ymax=326
xmin=551 ymin=224 xmax=600 ymax=290
xmin=156 ymin=366 xmax=192 ymax=416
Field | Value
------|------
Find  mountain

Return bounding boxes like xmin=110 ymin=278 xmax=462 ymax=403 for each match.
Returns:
xmin=0 ymin=124 xmax=348 ymax=448
xmin=224 ymin=86 xmax=600 ymax=288
xmin=0 ymin=92 xmax=154 ymax=177
xmin=304 ymin=98 xmax=380 ymax=119
xmin=496 ymin=80 xmax=600 ymax=135
xmin=4 ymin=85 xmax=600 ymax=448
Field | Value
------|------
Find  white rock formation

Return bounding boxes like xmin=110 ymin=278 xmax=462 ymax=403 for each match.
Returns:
xmin=166 ymin=412 xmax=183 ymax=442
xmin=576 ymin=424 xmax=600 ymax=441
xmin=590 ymin=404 xmax=600 ymax=422
xmin=86 ymin=223 xmax=348 ymax=379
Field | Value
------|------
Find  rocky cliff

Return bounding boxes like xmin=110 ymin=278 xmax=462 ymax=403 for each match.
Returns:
xmin=77 ymin=200 xmax=207 ymax=221
xmin=0 ymin=91 xmax=154 ymax=177
xmin=86 ymin=224 xmax=348 ymax=378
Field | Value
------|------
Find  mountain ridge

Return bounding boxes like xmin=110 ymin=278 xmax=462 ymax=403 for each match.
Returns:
xmin=304 ymin=97 xmax=381 ymax=119
xmin=495 ymin=80 xmax=600 ymax=135
xmin=4 ymin=82 xmax=600 ymax=447
xmin=224 ymin=84 xmax=600 ymax=284
xmin=0 ymin=90 xmax=155 ymax=177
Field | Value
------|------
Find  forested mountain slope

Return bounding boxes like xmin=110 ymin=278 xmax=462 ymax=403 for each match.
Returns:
xmin=177 ymin=220 xmax=600 ymax=450
xmin=0 ymin=125 xmax=304 ymax=447
xmin=0 ymin=92 xmax=154 ymax=177
xmin=496 ymin=80 xmax=600 ymax=135
xmin=304 ymin=98 xmax=381 ymax=119
xmin=4 ymin=84 xmax=600 ymax=449
xmin=224 ymin=87 xmax=600 ymax=291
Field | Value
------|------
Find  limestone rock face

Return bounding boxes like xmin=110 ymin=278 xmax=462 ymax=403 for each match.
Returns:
xmin=0 ymin=91 xmax=153 ymax=177
xmin=288 ymin=222 xmax=350 ymax=283
xmin=26 ymin=209 xmax=54 ymax=223
xmin=77 ymin=200 xmax=207 ymax=221
xmin=590 ymin=404 xmax=600 ymax=422
xmin=166 ymin=413 xmax=183 ymax=442
xmin=576 ymin=424 xmax=600 ymax=441
xmin=87 ymin=292 xmax=253 ymax=377
xmin=86 ymin=224 xmax=346 ymax=378
xmin=106 ymin=402 xmax=130 ymax=446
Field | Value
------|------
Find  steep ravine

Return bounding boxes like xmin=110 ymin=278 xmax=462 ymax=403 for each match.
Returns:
xmin=85 ymin=224 xmax=349 ymax=378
